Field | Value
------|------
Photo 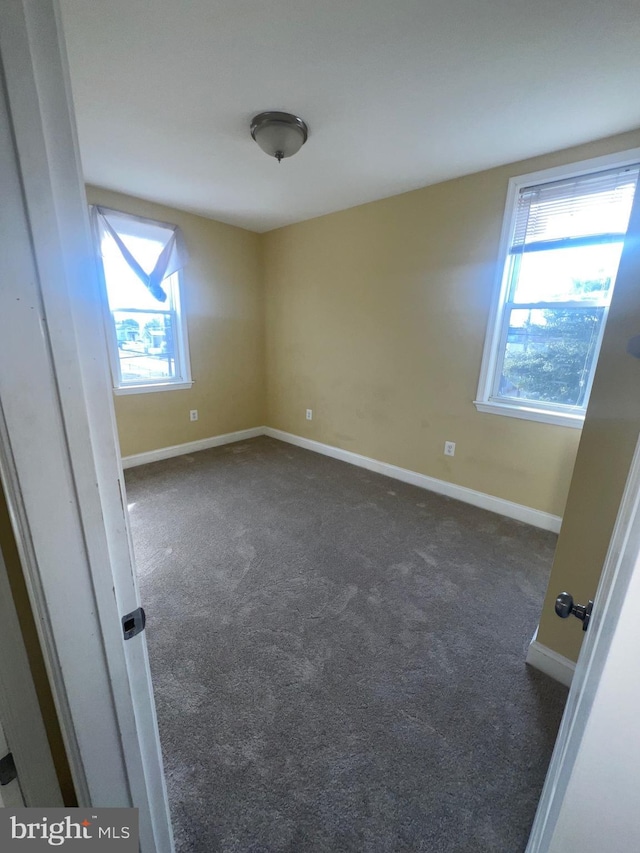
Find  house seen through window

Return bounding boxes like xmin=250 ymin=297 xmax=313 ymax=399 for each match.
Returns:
xmin=476 ymin=155 xmax=640 ymax=426
xmin=92 ymin=208 xmax=192 ymax=393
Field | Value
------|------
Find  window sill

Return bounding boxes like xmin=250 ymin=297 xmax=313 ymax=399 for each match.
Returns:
xmin=473 ymin=399 xmax=584 ymax=429
xmin=114 ymin=381 xmax=193 ymax=396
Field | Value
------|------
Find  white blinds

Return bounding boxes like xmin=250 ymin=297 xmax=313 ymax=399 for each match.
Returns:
xmin=511 ymin=164 xmax=640 ymax=252
xmin=91 ymin=206 xmax=189 ymax=302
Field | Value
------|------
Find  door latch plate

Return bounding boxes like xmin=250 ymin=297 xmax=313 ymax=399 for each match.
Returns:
xmin=0 ymin=752 xmax=17 ymax=786
xmin=122 ymin=606 xmax=146 ymax=640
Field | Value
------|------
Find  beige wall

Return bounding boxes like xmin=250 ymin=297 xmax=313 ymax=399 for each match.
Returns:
xmin=536 ymin=186 xmax=640 ymax=662
xmin=263 ymin=129 xmax=640 ymax=517
xmin=86 ymin=187 xmax=266 ymax=458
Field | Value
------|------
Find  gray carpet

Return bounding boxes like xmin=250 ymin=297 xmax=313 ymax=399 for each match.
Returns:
xmin=125 ymin=436 xmax=567 ymax=853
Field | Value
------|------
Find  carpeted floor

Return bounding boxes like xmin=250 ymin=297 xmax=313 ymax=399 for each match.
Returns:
xmin=125 ymin=436 xmax=567 ymax=853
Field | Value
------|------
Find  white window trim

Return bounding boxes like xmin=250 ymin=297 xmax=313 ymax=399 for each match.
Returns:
xmin=94 ymin=213 xmax=193 ymax=395
xmin=114 ymin=381 xmax=193 ymax=396
xmin=474 ymin=400 xmax=585 ymax=428
xmin=475 ymin=146 xmax=640 ymax=428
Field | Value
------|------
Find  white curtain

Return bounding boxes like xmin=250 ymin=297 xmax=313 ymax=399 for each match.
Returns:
xmin=91 ymin=205 xmax=189 ymax=303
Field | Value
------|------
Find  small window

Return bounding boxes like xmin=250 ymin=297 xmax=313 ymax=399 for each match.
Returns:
xmin=92 ymin=207 xmax=192 ymax=394
xmin=476 ymin=154 xmax=640 ymax=427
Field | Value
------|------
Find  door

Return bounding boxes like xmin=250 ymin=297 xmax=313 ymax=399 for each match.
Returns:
xmin=527 ymin=432 xmax=640 ymax=851
xmin=0 ymin=1 xmax=172 ymax=849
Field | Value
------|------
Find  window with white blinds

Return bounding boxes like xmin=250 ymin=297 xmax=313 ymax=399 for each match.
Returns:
xmin=475 ymin=155 xmax=640 ymax=427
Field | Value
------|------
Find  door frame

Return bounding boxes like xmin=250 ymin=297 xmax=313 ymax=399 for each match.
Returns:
xmin=0 ymin=1 xmax=172 ymax=848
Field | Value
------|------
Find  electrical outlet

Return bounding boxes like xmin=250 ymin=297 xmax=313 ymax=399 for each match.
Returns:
xmin=306 ymin=409 xmax=313 ymax=421
xmin=189 ymin=409 xmax=198 ymax=422
xmin=444 ymin=441 xmax=455 ymax=457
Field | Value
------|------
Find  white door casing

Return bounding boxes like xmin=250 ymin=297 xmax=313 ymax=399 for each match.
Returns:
xmin=0 ymin=1 xmax=173 ymax=850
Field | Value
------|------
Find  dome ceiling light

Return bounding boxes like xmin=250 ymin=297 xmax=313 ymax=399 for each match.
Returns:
xmin=250 ymin=111 xmax=309 ymax=163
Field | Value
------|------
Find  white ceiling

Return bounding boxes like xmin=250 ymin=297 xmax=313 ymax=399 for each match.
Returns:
xmin=59 ymin=0 xmax=640 ymax=233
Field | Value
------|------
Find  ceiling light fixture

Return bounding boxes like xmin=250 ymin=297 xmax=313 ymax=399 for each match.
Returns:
xmin=250 ymin=111 xmax=309 ymax=163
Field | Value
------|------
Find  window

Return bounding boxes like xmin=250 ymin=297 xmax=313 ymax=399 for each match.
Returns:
xmin=92 ymin=207 xmax=192 ymax=394
xmin=476 ymin=153 xmax=640 ymax=427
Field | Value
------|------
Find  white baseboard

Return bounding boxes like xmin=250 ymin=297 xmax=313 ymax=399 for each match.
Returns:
xmin=525 ymin=631 xmax=576 ymax=687
xmin=264 ymin=427 xmax=562 ymax=533
xmin=121 ymin=426 xmax=265 ymax=469
xmin=121 ymin=424 xmax=562 ymax=533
